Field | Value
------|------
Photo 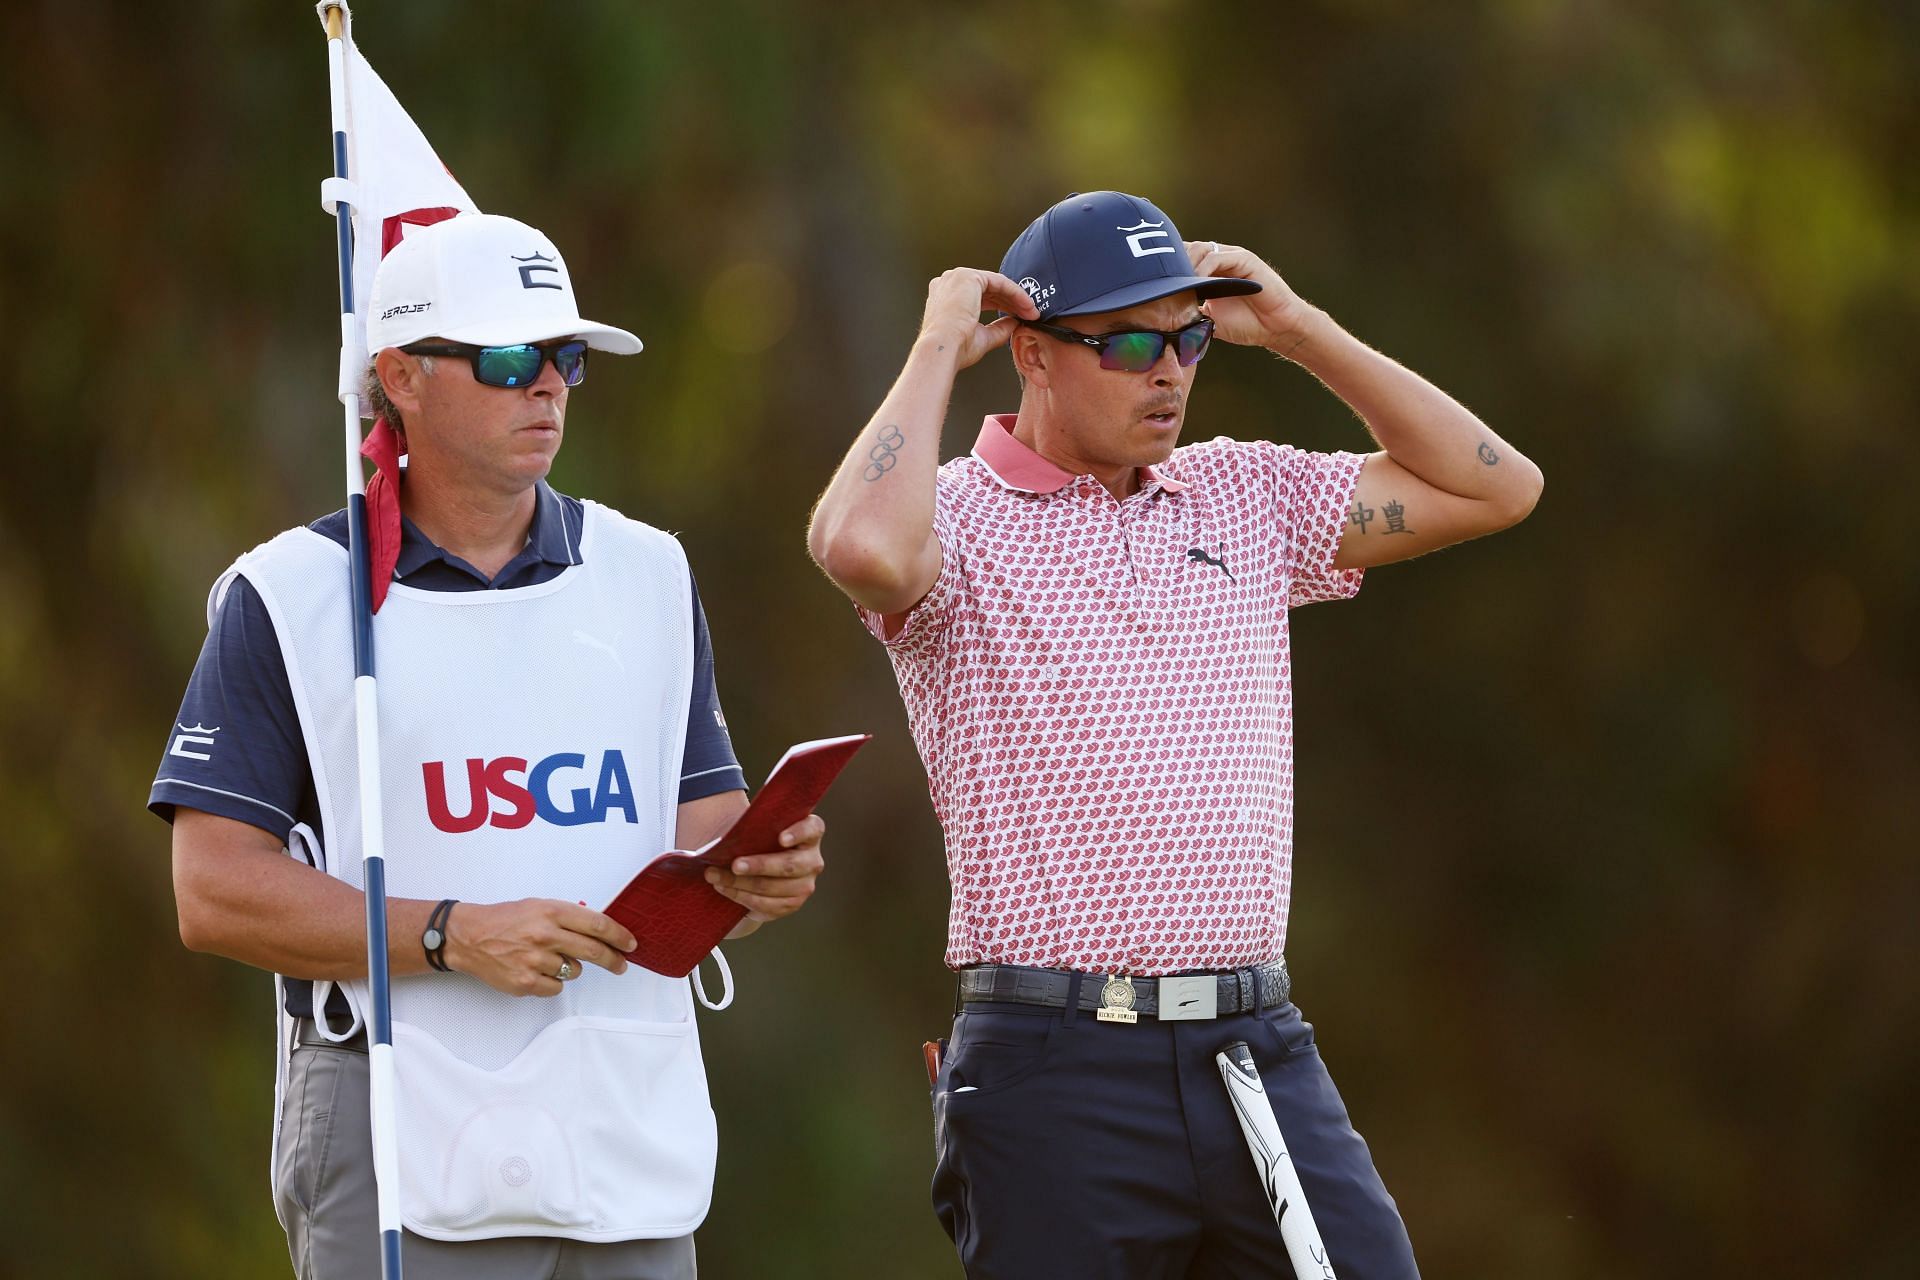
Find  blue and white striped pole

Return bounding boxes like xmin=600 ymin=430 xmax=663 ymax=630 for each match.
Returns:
xmin=318 ymin=4 xmax=404 ymax=1276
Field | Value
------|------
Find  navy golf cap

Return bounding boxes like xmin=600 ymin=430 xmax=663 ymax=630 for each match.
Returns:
xmin=1000 ymin=191 xmax=1262 ymax=319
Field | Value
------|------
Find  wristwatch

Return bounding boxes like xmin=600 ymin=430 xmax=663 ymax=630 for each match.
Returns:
xmin=423 ymin=898 xmax=458 ymax=972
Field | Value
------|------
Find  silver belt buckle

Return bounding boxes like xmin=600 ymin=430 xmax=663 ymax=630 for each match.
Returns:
xmin=1096 ymin=974 xmax=1139 ymax=1024
xmin=1156 ymin=976 xmax=1219 ymax=1021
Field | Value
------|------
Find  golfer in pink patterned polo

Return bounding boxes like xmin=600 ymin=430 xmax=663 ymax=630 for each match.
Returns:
xmin=809 ymin=191 xmax=1543 ymax=1279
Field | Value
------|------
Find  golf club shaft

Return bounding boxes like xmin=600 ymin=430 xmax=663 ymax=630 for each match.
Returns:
xmin=1215 ymin=1040 xmax=1337 ymax=1280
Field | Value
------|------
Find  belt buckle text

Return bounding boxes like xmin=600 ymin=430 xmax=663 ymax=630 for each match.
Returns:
xmin=1157 ymin=976 xmax=1219 ymax=1021
xmin=1096 ymin=974 xmax=1139 ymax=1024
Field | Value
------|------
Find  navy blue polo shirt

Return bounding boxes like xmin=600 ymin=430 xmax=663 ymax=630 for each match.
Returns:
xmin=150 ymin=481 xmax=746 ymax=1018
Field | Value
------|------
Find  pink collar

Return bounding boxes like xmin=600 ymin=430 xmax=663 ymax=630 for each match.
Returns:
xmin=968 ymin=414 xmax=1188 ymax=495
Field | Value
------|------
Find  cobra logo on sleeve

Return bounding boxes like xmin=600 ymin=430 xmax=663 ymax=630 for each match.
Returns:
xmin=422 ymin=750 xmax=639 ymax=832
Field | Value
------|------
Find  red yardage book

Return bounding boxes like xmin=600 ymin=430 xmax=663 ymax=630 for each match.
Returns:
xmin=604 ymin=734 xmax=871 ymax=977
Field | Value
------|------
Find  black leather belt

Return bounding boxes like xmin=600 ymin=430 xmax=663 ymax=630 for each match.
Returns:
xmin=293 ymin=1016 xmax=369 ymax=1053
xmin=958 ymin=958 xmax=1289 ymax=1022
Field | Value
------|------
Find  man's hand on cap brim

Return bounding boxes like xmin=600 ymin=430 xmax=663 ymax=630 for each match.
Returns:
xmin=1185 ymin=240 xmax=1314 ymax=352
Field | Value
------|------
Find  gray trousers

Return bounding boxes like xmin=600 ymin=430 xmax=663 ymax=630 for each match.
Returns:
xmin=275 ymin=1026 xmax=697 ymax=1280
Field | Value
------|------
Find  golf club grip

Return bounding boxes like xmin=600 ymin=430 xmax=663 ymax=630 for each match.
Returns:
xmin=1215 ymin=1041 xmax=1338 ymax=1279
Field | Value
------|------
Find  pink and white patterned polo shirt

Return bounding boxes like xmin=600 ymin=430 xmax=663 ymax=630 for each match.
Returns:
xmin=861 ymin=414 xmax=1365 ymax=976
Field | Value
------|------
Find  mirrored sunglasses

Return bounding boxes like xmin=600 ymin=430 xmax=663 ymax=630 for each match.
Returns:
xmin=1024 ymin=317 xmax=1214 ymax=373
xmin=401 ymin=338 xmax=589 ymax=389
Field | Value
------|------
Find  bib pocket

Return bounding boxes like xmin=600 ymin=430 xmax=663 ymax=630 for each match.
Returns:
xmin=392 ymin=1014 xmax=715 ymax=1241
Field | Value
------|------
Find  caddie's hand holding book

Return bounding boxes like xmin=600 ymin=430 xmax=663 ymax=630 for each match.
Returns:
xmin=604 ymin=734 xmax=871 ymax=977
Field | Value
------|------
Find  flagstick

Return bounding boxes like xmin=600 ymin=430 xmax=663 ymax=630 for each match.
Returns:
xmin=319 ymin=4 xmax=405 ymax=1277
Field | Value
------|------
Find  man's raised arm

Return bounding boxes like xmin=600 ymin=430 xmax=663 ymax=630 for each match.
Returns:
xmin=807 ymin=269 xmax=1038 ymax=615
xmin=1186 ymin=239 xmax=1544 ymax=569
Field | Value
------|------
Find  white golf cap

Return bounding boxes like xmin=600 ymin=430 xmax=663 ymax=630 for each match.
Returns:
xmin=365 ymin=212 xmax=642 ymax=356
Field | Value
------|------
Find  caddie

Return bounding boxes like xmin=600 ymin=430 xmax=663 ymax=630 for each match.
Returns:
xmin=808 ymin=190 xmax=1544 ymax=1277
xmin=152 ymin=212 xmax=825 ymax=1279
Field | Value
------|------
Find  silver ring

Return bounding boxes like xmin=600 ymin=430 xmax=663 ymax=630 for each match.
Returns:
xmin=555 ymin=958 xmax=576 ymax=982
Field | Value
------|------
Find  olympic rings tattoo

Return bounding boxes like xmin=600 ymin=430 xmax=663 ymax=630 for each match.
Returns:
xmin=863 ymin=425 xmax=905 ymax=482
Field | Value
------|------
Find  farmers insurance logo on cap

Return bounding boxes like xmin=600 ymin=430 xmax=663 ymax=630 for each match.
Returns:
xmin=1018 ymin=275 xmax=1058 ymax=312
xmin=999 ymin=190 xmax=1263 ymax=319
xmin=365 ymin=212 xmax=644 ymax=356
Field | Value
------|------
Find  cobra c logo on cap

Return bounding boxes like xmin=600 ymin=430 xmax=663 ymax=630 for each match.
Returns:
xmin=513 ymin=250 xmax=563 ymax=291
xmin=1117 ymin=219 xmax=1176 ymax=258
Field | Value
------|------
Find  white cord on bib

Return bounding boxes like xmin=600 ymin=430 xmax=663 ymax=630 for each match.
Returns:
xmin=270 ymin=972 xmax=293 ymax=1225
xmin=286 ymin=824 xmax=366 ymax=1041
xmin=691 ymin=947 xmax=734 ymax=1011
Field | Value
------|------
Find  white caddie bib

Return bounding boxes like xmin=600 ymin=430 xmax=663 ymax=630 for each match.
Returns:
xmin=228 ymin=500 xmax=715 ymax=1242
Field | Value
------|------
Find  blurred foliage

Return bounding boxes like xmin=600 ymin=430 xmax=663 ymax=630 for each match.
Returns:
xmin=1 ymin=0 xmax=1916 ymax=1275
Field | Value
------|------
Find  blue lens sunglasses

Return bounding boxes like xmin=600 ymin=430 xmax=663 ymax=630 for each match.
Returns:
xmin=401 ymin=338 xmax=589 ymax=389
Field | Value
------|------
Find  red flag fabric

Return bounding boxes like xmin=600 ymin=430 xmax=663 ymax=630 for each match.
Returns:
xmin=362 ymin=203 xmax=458 ymax=611
xmin=360 ymin=416 xmax=405 ymax=611
xmin=380 ymin=205 xmax=462 ymax=257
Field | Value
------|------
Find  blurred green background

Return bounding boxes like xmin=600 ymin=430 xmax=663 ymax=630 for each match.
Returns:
xmin=2 ymin=0 xmax=1915 ymax=1275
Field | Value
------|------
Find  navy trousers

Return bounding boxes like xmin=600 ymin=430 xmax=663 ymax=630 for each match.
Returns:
xmin=930 ymin=994 xmax=1419 ymax=1279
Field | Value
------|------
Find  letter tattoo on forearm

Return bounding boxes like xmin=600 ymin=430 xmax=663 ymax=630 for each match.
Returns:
xmin=1382 ymin=498 xmax=1413 ymax=534
xmin=1348 ymin=497 xmax=1375 ymax=533
xmin=863 ymin=425 xmax=905 ymax=481
xmin=1477 ymin=441 xmax=1499 ymax=466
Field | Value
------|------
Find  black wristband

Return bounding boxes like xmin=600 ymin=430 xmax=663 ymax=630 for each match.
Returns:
xmin=423 ymin=898 xmax=458 ymax=973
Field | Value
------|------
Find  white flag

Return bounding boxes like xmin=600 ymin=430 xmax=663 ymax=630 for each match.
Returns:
xmin=339 ymin=11 xmax=478 ymax=361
